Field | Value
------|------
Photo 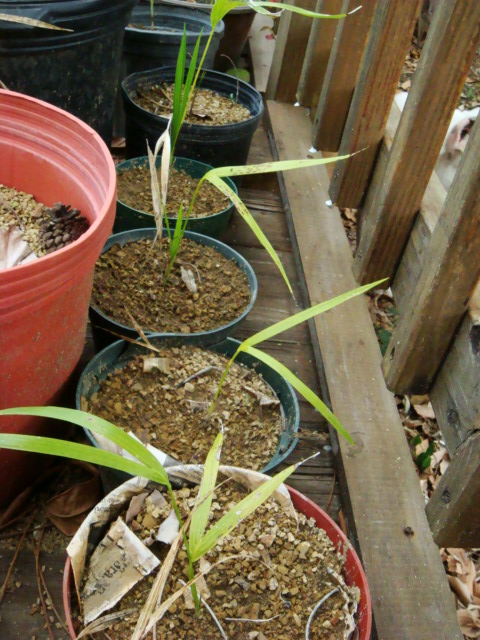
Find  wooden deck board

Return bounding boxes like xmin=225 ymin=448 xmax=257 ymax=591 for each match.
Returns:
xmin=267 ymin=100 xmax=463 ymax=640
xmin=0 ymin=117 xmax=340 ymax=638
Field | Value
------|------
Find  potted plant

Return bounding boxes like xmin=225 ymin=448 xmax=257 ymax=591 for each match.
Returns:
xmin=114 ymin=156 xmax=238 ymax=237
xmin=0 ymin=0 xmax=137 ymax=142
xmin=0 ymin=408 xmax=372 ymax=639
xmin=82 ymin=282 xmax=379 ymax=478
xmin=121 ymin=0 xmax=347 ymax=164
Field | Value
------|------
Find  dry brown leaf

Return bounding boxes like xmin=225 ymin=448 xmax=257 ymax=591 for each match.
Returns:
xmin=412 ymin=401 xmax=436 ymax=420
xmin=44 ymin=475 xmax=102 ymax=536
xmin=458 ymin=608 xmax=480 ymax=638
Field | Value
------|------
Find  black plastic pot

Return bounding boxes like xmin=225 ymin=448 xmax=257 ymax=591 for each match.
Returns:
xmin=90 ymin=227 xmax=258 ymax=351
xmin=158 ymin=0 xmax=256 ymax=70
xmin=114 ymin=156 xmax=237 ymax=237
xmin=122 ymin=67 xmax=264 ymax=166
xmin=76 ymin=335 xmax=299 ymax=492
xmin=114 ymin=5 xmax=224 ymax=136
xmin=0 ymin=0 xmax=137 ymax=142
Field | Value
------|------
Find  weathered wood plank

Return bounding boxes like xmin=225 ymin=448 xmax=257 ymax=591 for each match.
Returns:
xmin=353 ymin=0 xmax=480 ymax=284
xmin=313 ymin=0 xmax=379 ymax=151
xmin=426 ymin=431 xmax=480 ymax=548
xmin=297 ymin=0 xmax=343 ymax=113
xmin=430 ymin=309 xmax=480 ymax=454
xmin=328 ymin=0 xmax=420 ymax=209
xmin=267 ymin=99 xmax=463 ymax=640
xmin=266 ymin=0 xmax=317 ymax=103
xmin=382 ymin=116 xmax=480 ymax=394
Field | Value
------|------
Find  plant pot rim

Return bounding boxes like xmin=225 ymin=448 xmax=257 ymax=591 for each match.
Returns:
xmin=126 ymin=4 xmax=225 ymax=35
xmin=62 ymin=484 xmax=372 ymax=640
xmin=90 ymin=227 xmax=258 ymax=339
xmin=122 ymin=67 xmax=263 ymax=132
xmin=0 ymin=89 xmax=116 ymax=279
xmin=116 ymin=155 xmax=238 ymax=223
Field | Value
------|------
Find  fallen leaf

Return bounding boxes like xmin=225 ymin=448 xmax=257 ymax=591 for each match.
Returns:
xmin=458 ymin=608 xmax=480 ymax=638
xmin=413 ymin=401 xmax=436 ymax=420
xmin=45 ymin=475 xmax=102 ymax=536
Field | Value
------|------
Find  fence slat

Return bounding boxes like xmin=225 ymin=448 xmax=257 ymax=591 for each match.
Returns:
xmin=426 ymin=432 xmax=480 ymax=548
xmin=431 ymin=309 xmax=480 ymax=454
xmin=313 ymin=0 xmax=379 ymax=151
xmin=382 ymin=116 xmax=480 ymax=394
xmin=266 ymin=0 xmax=317 ymax=103
xmin=297 ymin=0 xmax=343 ymax=114
xmin=328 ymin=0 xmax=420 ymax=209
xmin=353 ymin=0 xmax=480 ymax=284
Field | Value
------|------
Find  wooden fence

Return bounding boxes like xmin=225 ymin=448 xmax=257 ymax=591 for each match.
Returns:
xmin=267 ymin=0 xmax=480 ymax=550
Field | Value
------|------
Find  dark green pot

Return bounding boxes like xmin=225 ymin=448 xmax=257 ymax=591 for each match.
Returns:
xmin=76 ymin=335 xmax=300 ymax=492
xmin=114 ymin=156 xmax=237 ymax=238
xmin=90 ymin=227 xmax=258 ymax=352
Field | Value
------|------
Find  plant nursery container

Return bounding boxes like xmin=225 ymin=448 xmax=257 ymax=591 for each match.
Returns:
xmin=114 ymin=156 xmax=237 ymax=237
xmin=63 ymin=484 xmax=372 ymax=639
xmin=0 ymin=0 xmax=137 ymax=142
xmin=76 ymin=335 xmax=299 ymax=490
xmin=0 ymin=90 xmax=116 ymax=507
xmin=114 ymin=4 xmax=224 ymax=136
xmin=158 ymin=0 xmax=256 ymax=70
xmin=89 ymin=227 xmax=258 ymax=351
xmin=122 ymin=67 xmax=264 ymax=166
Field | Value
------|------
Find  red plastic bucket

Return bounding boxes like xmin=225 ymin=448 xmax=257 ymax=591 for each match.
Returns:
xmin=62 ymin=486 xmax=372 ymax=639
xmin=0 ymin=90 xmax=116 ymax=507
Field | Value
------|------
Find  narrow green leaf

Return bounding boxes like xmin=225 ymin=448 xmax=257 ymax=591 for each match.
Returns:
xmin=244 ymin=347 xmax=353 ymax=443
xmin=248 ymin=2 xmax=346 ymax=18
xmin=0 ymin=13 xmax=74 ymax=31
xmin=241 ymin=279 xmax=388 ymax=350
xmin=0 ymin=434 xmax=168 ymax=485
xmin=191 ymin=463 xmax=296 ymax=562
xmin=211 ymin=0 xmax=245 ymax=27
xmin=171 ymin=28 xmax=187 ymax=151
xmin=189 ymin=431 xmax=223 ymax=555
xmin=202 ymin=154 xmax=350 ymax=181
xmin=0 ymin=407 xmax=167 ymax=481
xmin=206 ymin=174 xmax=293 ymax=294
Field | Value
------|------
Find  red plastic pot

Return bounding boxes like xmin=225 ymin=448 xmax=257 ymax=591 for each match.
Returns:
xmin=0 ymin=90 xmax=116 ymax=507
xmin=63 ymin=486 xmax=372 ymax=639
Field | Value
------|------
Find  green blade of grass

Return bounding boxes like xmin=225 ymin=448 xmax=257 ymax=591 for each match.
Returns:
xmin=211 ymin=0 xmax=246 ymax=26
xmin=190 ymin=463 xmax=296 ymax=562
xmin=206 ymin=174 xmax=293 ymax=294
xmin=247 ymin=1 xmax=346 ymax=18
xmin=240 ymin=279 xmax=387 ymax=350
xmin=172 ymin=27 xmax=187 ymax=150
xmin=244 ymin=346 xmax=353 ymax=443
xmin=0 ymin=434 xmax=168 ymax=485
xmin=189 ymin=431 xmax=223 ymax=555
xmin=0 ymin=406 xmax=167 ymax=480
xmin=202 ymin=154 xmax=351 ymax=181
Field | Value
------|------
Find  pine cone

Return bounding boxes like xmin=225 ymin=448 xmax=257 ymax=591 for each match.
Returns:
xmin=40 ymin=202 xmax=89 ymax=254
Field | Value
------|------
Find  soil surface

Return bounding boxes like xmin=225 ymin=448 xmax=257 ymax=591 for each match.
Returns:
xmin=0 ymin=185 xmax=88 ymax=256
xmin=85 ymin=345 xmax=284 ymax=470
xmin=78 ymin=482 xmax=360 ymax=639
xmin=134 ymin=84 xmax=251 ymax=126
xmin=117 ymin=164 xmax=230 ymax=218
xmin=91 ymin=237 xmax=251 ymax=334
